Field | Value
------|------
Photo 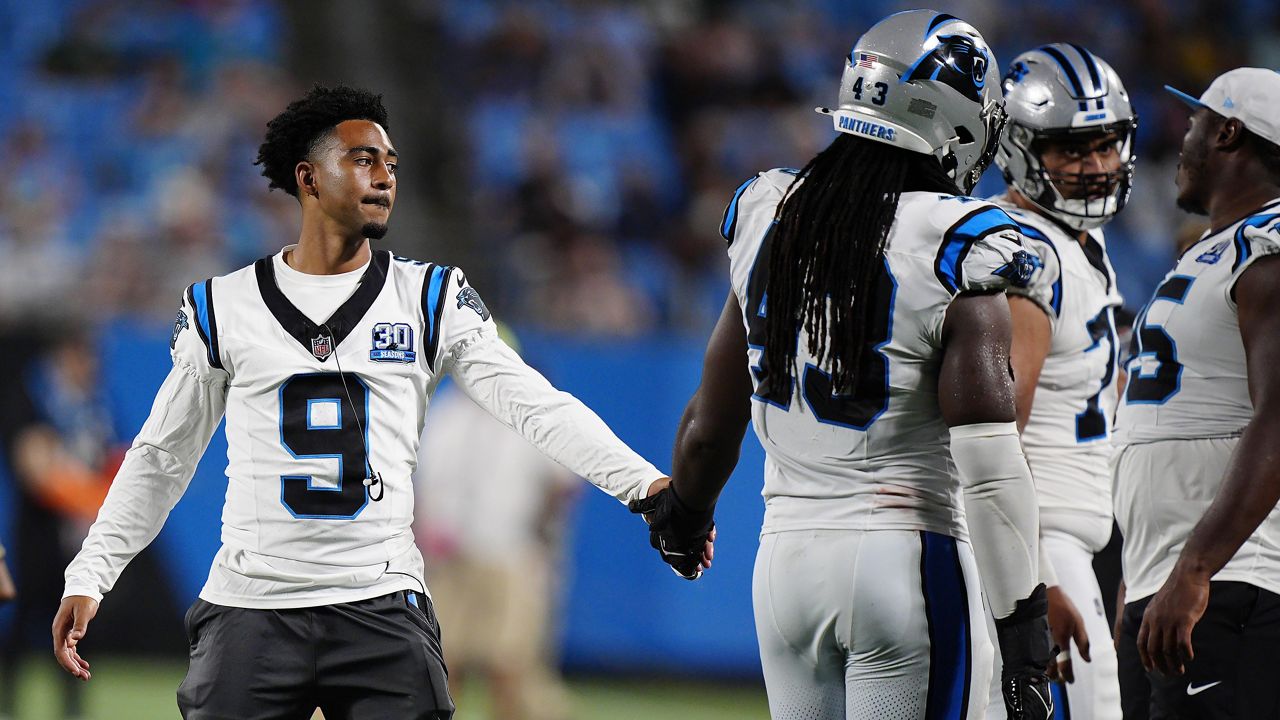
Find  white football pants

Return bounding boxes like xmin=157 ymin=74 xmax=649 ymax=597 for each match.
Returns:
xmin=754 ymin=529 xmax=994 ymax=720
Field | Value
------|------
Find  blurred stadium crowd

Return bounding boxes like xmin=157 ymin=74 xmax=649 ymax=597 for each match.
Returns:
xmin=0 ymin=0 xmax=1277 ymax=336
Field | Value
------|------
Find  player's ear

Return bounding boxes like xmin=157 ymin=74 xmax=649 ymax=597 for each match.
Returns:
xmin=296 ymin=161 xmax=318 ymax=198
xmin=1217 ymin=117 xmax=1248 ymax=152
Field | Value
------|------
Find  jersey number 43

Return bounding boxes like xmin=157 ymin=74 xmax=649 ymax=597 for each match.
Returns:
xmin=744 ymin=227 xmax=896 ymax=430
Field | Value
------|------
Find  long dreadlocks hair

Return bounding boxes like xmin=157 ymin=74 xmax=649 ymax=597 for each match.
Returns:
xmin=762 ymin=132 xmax=961 ymax=396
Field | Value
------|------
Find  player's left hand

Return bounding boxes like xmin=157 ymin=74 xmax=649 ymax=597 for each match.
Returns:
xmin=1137 ymin=568 xmax=1209 ymax=676
xmin=1046 ymin=585 xmax=1090 ymax=683
xmin=629 ymin=478 xmax=715 ymax=580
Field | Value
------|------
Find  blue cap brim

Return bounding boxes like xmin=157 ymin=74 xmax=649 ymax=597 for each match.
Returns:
xmin=1164 ymin=85 xmax=1206 ymax=110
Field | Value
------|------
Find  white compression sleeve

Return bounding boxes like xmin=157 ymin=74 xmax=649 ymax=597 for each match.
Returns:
xmin=951 ymin=421 xmax=1040 ymax=619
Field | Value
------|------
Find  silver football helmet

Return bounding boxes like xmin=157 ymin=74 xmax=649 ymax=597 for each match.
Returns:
xmin=817 ymin=10 xmax=1007 ymax=193
xmin=997 ymin=44 xmax=1138 ymax=230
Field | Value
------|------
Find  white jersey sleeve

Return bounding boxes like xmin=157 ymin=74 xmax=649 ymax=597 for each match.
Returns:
xmin=63 ymin=290 xmax=228 ymax=601
xmin=1227 ymin=214 xmax=1280 ymax=304
xmin=1004 ymin=222 xmax=1065 ymax=326
xmin=443 ymin=268 xmax=664 ymax=504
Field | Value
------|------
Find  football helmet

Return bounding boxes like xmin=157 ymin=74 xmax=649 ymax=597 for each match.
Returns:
xmin=997 ymin=44 xmax=1138 ymax=230
xmin=818 ymin=10 xmax=1007 ymax=193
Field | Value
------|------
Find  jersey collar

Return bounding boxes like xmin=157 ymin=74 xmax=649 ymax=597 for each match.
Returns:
xmin=255 ymin=249 xmax=391 ymax=361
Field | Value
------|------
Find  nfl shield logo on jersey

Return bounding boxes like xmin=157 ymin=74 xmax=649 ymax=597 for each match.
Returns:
xmin=311 ymin=333 xmax=334 ymax=361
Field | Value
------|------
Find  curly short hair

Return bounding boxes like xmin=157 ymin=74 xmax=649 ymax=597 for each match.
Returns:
xmin=255 ymin=85 xmax=390 ymax=197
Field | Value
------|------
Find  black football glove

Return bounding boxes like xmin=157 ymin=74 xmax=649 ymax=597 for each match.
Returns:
xmin=627 ymin=484 xmax=714 ymax=581
xmin=995 ymin=583 xmax=1055 ymax=720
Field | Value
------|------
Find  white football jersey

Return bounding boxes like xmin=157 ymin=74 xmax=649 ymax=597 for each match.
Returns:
xmin=186 ymin=251 xmax=468 ymax=606
xmin=1113 ymin=198 xmax=1280 ymax=444
xmin=996 ymin=202 xmax=1123 ymax=543
xmin=1113 ymin=199 xmax=1280 ymax=600
xmin=723 ymin=169 xmax=1036 ymax=538
xmin=65 ymin=249 xmax=661 ymax=609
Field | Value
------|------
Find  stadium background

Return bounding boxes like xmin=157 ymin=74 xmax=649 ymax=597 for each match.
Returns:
xmin=0 ymin=0 xmax=1272 ymax=717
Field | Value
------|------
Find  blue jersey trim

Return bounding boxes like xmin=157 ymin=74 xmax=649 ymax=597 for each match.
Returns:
xmin=935 ymin=205 xmax=1020 ymax=294
xmin=1231 ymin=212 xmax=1280 ymax=273
xmin=186 ymin=279 xmax=222 ymax=369
xmin=421 ymin=264 xmax=452 ymax=371
xmin=921 ymin=532 xmax=972 ymax=720
xmin=721 ymin=175 xmax=760 ymax=244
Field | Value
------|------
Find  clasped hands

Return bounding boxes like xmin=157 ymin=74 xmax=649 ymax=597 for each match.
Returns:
xmin=628 ymin=477 xmax=715 ymax=580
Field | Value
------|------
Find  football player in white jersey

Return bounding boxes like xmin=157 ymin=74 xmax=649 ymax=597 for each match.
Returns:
xmin=986 ymin=44 xmax=1135 ymax=720
xmin=633 ymin=11 xmax=1055 ymax=720
xmin=1112 ymin=68 xmax=1280 ymax=718
xmin=49 ymin=86 xmax=699 ymax=719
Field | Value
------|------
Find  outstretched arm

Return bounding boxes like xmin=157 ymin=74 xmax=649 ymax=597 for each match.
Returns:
xmin=1139 ymin=254 xmax=1280 ymax=675
xmin=670 ymin=293 xmax=754 ymax=511
xmin=448 ymin=331 xmax=666 ymax=504
xmin=55 ymin=361 xmax=226 ymax=680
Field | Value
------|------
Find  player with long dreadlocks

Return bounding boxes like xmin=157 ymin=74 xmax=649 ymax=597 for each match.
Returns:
xmin=630 ymin=10 xmax=1055 ymax=719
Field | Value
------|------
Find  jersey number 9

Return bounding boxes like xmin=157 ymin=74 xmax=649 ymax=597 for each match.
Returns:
xmin=279 ymin=372 xmax=372 ymax=519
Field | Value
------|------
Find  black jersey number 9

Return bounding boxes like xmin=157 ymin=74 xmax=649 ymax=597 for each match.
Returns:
xmin=745 ymin=226 xmax=895 ymax=429
xmin=279 ymin=372 xmax=371 ymax=519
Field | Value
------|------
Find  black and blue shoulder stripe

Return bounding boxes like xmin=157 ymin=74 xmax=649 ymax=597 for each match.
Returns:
xmin=1231 ymin=210 xmax=1280 ymax=274
xmin=185 ymin=278 xmax=223 ymax=370
xmin=420 ymin=263 xmax=453 ymax=371
xmin=934 ymin=204 xmax=1021 ymax=294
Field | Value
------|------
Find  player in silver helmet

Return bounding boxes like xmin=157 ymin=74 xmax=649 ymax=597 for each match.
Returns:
xmin=817 ymin=10 xmax=1008 ymax=194
xmin=998 ymin=44 xmax=1137 ymax=230
xmin=650 ymin=9 xmax=1055 ymax=719
xmin=988 ymin=43 xmax=1137 ymax=720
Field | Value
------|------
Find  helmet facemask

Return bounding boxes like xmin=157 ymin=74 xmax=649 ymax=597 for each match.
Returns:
xmin=956 ymin=99 xmax=1008 ymax=194
xmin=997 ymin=44 xmax=1139 ymax=231
xmin=1004 ymin=120 xmax=1137 ymax=230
